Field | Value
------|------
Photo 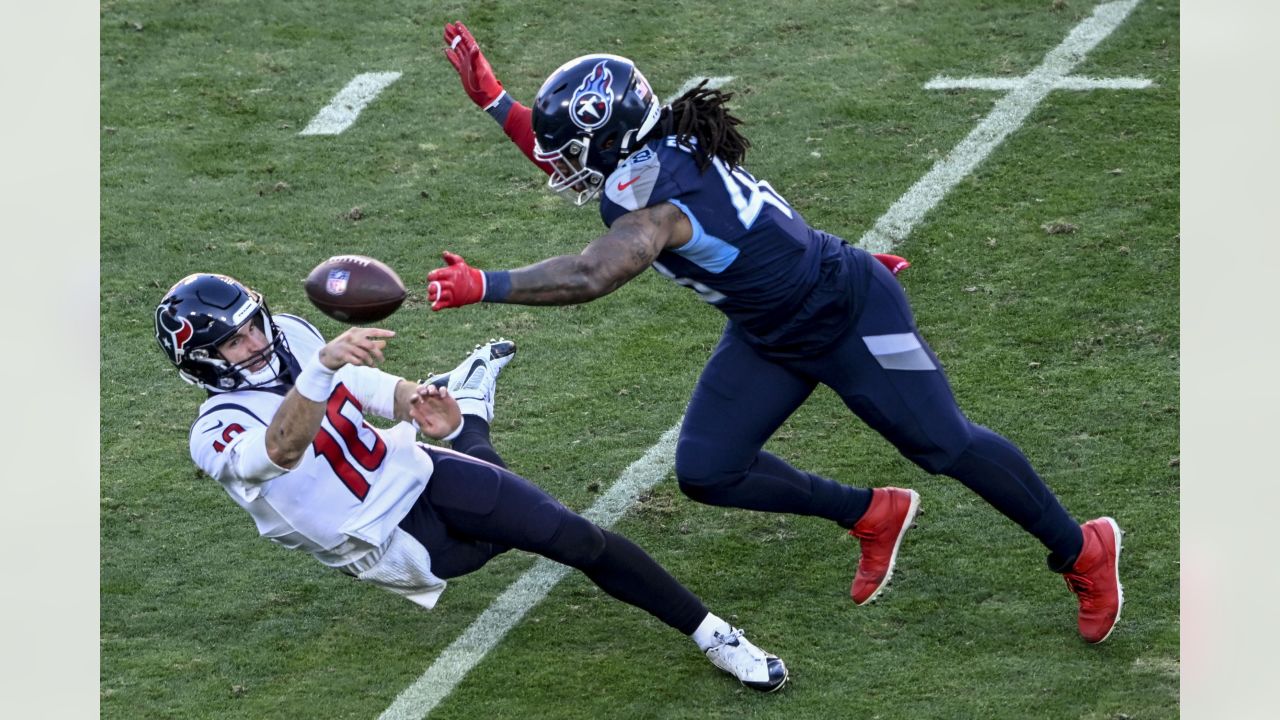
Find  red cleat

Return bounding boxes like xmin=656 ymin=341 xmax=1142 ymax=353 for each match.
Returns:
xmin=1062 ymin=517 xmax=1125 ymax=643
xmin=849 ymin=487 xmax=921 ymax=605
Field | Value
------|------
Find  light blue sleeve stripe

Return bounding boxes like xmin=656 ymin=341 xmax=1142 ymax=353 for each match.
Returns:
xmin=667 ymin=198 xmax=740 ymax=274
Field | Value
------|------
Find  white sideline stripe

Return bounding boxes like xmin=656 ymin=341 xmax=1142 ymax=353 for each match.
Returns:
xmin=377 ymin=423 xmax=683 ymax=720
xmin=381 ymin=2 xmax=1144 ymax=717
xmin=924 ymin=75 xmax=1153 ymax=91
xmin=666 ymin=76 xmax=735 ymax=104
xmin=299 ymin=72 xmax=402 ymax=136
xmin=859 ymin=0 xmax=1143 ymax=253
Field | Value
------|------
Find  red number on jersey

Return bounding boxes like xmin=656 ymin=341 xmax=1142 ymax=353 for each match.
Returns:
xmin=212 ymin=423 xmax=246 ymax=453
xmin=311 ymin=383 xmax=388 ymax=500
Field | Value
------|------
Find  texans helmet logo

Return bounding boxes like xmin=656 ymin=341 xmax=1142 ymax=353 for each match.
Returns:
xmin=570 ymin=61 xmax=615 ymax=131
xmin=158 ymin=309 xmax=195 ymax=360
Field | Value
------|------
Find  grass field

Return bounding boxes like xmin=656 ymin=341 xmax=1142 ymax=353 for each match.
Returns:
xmin=100 ymin=1 xmax=1179 ymax=717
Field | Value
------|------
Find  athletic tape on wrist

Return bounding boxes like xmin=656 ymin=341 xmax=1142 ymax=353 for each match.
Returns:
xmin=294 ymin=355 xmax=337 ymax=402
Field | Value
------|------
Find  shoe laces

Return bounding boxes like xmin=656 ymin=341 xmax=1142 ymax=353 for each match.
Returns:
xmin=1065 ymin=572 xmax=1100 ymax=609
xmin=851 ymin=524 xmax=878 ymax=540
xmin=713 ymin=628 xmax=744 ymax=647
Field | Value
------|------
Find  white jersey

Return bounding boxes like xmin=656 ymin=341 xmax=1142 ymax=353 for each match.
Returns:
xmin=188 ymin=314 xmax=447 ymax=608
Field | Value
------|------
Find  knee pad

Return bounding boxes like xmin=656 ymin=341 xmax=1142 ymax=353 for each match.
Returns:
xmin=526 ymin=501 xmax=607 ymax=568
xmin=906 ymin=426 xmax=972 ymax=475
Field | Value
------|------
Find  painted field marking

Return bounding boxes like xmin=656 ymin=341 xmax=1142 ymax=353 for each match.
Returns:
xmin=666 ymin=75 xmax=735 ymax=104
xmin=382 ymin=1 xmax=1143 ymax=717
xmin=860 ymin=0 xmax=1144 ymax=252
xmin=925 ymin=75 xmax=1152 ymax=91
xmin=299 ymin=72 xmax=402 ymax=136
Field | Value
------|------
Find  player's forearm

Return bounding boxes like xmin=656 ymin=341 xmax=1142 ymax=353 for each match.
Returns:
xmin=265 ymin=359 xmax=341 ymax=468
xmin=488 ymin=255 xmax=622 ymax=305
xmin=264 ymin=391 xmax=326 ymax=469
xmin=392 ymin=379 xmax=420 ymax=423
xmin=486 ymin=95 xmax=555 ymax=176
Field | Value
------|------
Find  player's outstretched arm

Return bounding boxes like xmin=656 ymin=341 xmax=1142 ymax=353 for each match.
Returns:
xmin=264 ymin=327 xmax=394 ymax=468
xmin=442 ymin=21 xmax=553 ymax=175
xmin=427 ymin=203 xmax=692 ymax=310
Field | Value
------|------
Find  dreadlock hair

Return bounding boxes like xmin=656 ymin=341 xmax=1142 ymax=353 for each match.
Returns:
xmin=658 ymin=80 xmax=751 ymax=172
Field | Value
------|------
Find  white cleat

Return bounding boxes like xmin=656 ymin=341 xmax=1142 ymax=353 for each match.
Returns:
xmin=425 ymin=339 xmax=516 ymax=423
xmin=704 ymin=628 xmax=788 ymax=693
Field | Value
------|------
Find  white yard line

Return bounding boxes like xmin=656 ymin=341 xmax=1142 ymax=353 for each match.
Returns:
xmin=924 ymin=75 xmax=1152 ymax=91
xmin=381 ymin=1 xmax=1143 ymax=717
xmin=860 ymin=0 xmax=1142 ymax=252
xmin=299 ymin=72 xmax=402 ymax=136
xmin=666 ymin=75 xmax=736 ymax=104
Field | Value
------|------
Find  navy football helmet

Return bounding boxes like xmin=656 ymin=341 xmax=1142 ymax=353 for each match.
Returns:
xmin=155 ymin=273 xmax=296 ymax=393
xmin=532 ymin=53 xmax=662 ymax=205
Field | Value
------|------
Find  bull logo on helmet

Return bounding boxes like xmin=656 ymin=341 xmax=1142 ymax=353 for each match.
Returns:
xmin=158 ymin=309 xmax=195 ymax=361
xmin=570 ymin=61 xmax=615 ymax=132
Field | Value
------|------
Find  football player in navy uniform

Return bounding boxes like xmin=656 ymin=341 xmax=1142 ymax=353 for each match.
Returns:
xmin=155 ymin=272 xmax=788 ymax=691
xmin=431 ymin=24 xmax=1123 ymax=644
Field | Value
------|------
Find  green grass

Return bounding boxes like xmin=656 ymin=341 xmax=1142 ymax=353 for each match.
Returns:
xmin=101 ymin=1 xmax=1178 ymax=717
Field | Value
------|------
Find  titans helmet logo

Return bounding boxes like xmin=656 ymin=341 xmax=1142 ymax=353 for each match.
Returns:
xmin=570 ymin=61 xmax=615 ymax=132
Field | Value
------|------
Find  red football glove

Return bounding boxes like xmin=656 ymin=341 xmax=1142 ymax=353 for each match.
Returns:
xmin=873 ymin=253 xmax=910 ymax=276
xmin=427 ymin=252 xmax=486 ymax=311
xmin=443 ymin=22 xmax=504 ymax=109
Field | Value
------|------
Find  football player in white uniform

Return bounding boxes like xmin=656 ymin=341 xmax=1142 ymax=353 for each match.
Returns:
xmin=154 ymin=272 xmax=788 ymax=692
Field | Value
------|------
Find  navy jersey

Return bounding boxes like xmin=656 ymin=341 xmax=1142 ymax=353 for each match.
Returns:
xmin=600 ymin=136 xmax=870 ymax=356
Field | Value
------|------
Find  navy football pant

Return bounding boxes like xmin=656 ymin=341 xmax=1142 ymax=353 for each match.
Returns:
xmin=449 ymin=416 xmax=506 ymax=468
xmin=400 ymin=440 xmax=708 ymax=635
xmin=676 ymin=253 xmax=1084 ymax=564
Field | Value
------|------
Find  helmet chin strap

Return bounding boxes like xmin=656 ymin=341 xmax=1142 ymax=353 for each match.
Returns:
xmin=241 ymin=353 xmax=285 ymax=387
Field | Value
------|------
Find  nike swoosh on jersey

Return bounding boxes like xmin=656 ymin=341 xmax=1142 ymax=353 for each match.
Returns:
xmin=201 ymin=419 xmax=225 ymax=434
xmin=617 ymin=177 xmax=639 ymax=191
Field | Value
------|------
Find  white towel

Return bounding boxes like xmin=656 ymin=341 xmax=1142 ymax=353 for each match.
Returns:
xmin=341 ymin=527 xmax=447 ymax=610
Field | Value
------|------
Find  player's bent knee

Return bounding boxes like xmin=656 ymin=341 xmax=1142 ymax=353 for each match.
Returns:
xmin=676 ymin=473 xmax=747 ymax=507
xmin=677 ymin=478 xmax=713 ymax=502
xmin=675 ymin=443 xmax=754 ymax=505
xmin=674 ymin=450 xmax=738 ymax=489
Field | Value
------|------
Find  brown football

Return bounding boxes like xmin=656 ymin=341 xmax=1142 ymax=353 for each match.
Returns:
xmin=304 ymin=255 xmax=407 ymax=324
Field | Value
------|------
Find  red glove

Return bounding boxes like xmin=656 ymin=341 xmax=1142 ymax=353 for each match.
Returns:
xmin=873 ymin=253 xmax=910 ymax=276
xmin=427 ymin=252 xmax=486 ymax=311
xmin=443 ymin=22 xmax=504 ymax=109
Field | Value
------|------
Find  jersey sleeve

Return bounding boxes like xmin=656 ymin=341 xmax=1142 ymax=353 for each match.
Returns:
xmin=599 ymin=142 xmax=687 ymax=227
xmin=334 ymin=365 xmax=404 ymax=421
xmin=275 ymin=313 xmax=401 ymax=419
xmin=274 ymin=313 xmax=326 ymax=361
xmin=189 ymin=404 xmax=290 ymax=500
